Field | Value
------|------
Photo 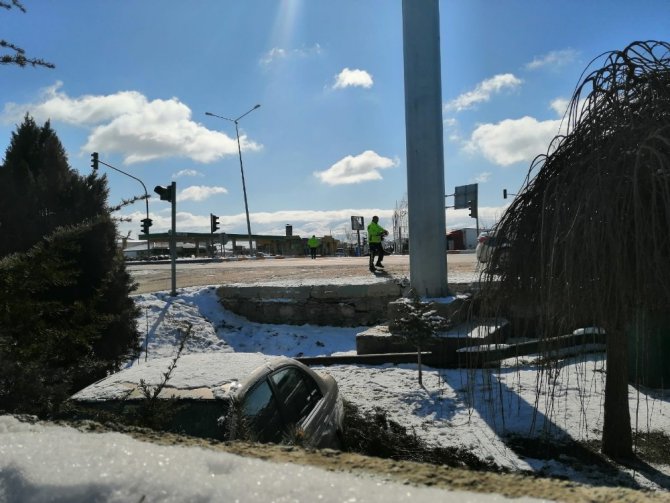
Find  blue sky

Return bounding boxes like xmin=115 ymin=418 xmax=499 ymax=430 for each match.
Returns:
xmin=2 ymin=1 xmax=669 ymax=242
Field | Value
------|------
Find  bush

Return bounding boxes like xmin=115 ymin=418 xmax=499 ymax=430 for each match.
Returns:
xmin=340 ymin=400 xmax=503 ymax=471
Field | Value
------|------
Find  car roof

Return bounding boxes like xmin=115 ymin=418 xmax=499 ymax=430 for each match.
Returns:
xmin=71 ymin=352 xmax=294 ymax=402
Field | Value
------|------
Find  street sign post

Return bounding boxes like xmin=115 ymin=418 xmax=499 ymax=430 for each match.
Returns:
xmin=454 ymin=183 xmax=478 ymax=210
xmin=455 ymin=183 xmax=479 ymax=234
xmin=351 ymin=216 xmax=364 ymax=256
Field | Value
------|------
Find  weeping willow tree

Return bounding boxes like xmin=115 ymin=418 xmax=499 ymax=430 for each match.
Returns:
xmin=481 ymin=41 xmax=670 ymax=460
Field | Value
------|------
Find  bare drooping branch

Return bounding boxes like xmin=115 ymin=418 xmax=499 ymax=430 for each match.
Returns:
xmin=479 ymin=40 xmax=670 ymax=459
xmin=483 ymin=40 xmax=670 ymax=333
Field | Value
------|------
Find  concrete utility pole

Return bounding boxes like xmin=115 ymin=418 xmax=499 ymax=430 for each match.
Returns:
xmin=402 ymin=0 xmax=448 ymax=297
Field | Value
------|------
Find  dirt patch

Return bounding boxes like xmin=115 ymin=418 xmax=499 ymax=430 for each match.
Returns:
xmin=58 ymin=418 xmax=668 ymax=502
xmin=129 ymin=255 xmax=478 ymax=294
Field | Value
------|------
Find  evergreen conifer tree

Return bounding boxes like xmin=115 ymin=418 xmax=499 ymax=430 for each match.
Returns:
xmin=0 ymin=115 xmax=140 ymax=415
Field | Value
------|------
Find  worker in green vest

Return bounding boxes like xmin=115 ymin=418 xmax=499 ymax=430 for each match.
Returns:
xmin=367 ymin=216 xmax=388 ymax=272
xmin=307 ymin=235 xmax=320 ymax=259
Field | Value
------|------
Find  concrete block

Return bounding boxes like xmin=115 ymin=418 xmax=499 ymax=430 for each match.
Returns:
xmin=278 ymin=304 xmax=296 ymax=320
xmin=356 ymin=324 xmax=417 ymax=354
xmin=338 ymin=303 xmax=357 ymax=318
xmin=356 ymin=318 xmax=509 ymax=366
xmin=217 ymin=285 xmax=260 ymax=298
xmin=366 ymin=282 xmax=403 ymax=298
xmin=387 ymin=296 xmax=469 ymax=324
xmin=310 ymin=284 xmax=367 ymax=299
xmin=218 ymin=283 xmax=409 ymax=327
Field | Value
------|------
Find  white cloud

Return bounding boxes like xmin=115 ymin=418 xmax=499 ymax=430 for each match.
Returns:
xmin=178 ymin=185 xmax=228 ymax=202
xmin=249 ymin=208 xmax=391 ymax=226
xmin=474 ymin=171 xmax=492 ymax=183
xmin=118 ymin=207 xmax=396 ymax=239
xmin=332 ymin=68 xmax=374 ymax=89
xmin=120 ymin=204 xmax=515 ymax=241
xmin=260 ymin=47 xmax=287 ymax=65
xmin=2 ymin=81 xmax=146 ymax=125
xmin=173 ymin=169 xmax=203 ymax=179
xmin=525 ymin=49 xmax=579 ymax=70
xmin=259 ymin=44 xmax=322 ymax=65
xmin=550 ymin=98 xmax=570 ymax=117
xmin=443 ymin=117 xmax=462 ymax=142
xmin=445 ymin=74 xmax=522 ymax=112
xmin=550 ymin=97 xmax=590 ymax=125
xmin=447 ymin=204 xmax=510 ymax=233
xmin=465 ymin=116 xmax=561 ymax=166
xmin=1 ymin=82 xmax=261 ymax=165
xmin=314 ymin=150 xmax=398 ymax=185
xmin=121 ymin=203 xmax=514 ymax=242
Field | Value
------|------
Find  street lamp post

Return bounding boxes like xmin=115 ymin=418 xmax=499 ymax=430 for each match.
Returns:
xmin=205 ymin=105 xmax=260 ymax=255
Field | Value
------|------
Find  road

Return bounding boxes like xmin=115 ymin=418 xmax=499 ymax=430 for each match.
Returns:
xmin=128 ymin=253 xmax=480 ymax=294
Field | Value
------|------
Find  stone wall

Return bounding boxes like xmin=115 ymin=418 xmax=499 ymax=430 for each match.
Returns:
xmin=216 ymin=282 xmax=405 ymax=327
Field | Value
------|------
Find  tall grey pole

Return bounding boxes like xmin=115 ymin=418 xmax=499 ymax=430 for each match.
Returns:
xmin=234 ymin=121 xmax=254 ymax=254
xmin=205 ymin=105 xmax=260 ymax=256
xmin=169 ymin=181 xmax=177 ymax=296
xmin=402 ymin=0 xmax=448 ymax=297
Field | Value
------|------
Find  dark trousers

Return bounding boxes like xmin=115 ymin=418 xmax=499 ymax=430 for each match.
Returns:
xmin=310 ymin=248 xmax=317 ymax=259
xmin=369 ymin=243 xmax=384 ymax=267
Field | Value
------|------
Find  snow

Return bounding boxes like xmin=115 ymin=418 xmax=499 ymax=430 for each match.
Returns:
xmin=72 ymin=352 xmax=281 ymax=401
xmin=0 ymin=415 xmax=541 ymax=503
xmin=2 ymin=282 xmax=669 ymax=501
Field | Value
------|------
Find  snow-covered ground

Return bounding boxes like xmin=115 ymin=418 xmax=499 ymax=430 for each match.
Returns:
xmin=0 ymin=414 xmax=545 ymax=503
xmin=2 ymin=281 xmax=669 ymax=501
xmin=131 ymin=287 xmax=670 ymax=481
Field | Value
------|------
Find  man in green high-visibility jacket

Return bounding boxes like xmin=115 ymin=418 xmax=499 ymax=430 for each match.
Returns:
xmin=307 ymin=235 xmax=320 ymax=259
xmin=367 ymin=216 xmax=388 ymax=272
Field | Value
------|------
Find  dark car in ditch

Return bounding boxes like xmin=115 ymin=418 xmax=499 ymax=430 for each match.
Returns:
xmin=70 ymin=352 xmax=344 ymax=448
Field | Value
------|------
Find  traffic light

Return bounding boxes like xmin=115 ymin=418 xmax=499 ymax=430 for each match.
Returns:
xmin=468 ymin=200 xmax=478 ymax=218
xmin=91 ymin=152 xmax=99 ymax=170
xmin=141 ymin=218 xmax=153 ymax=235
xmin=503 ymin=189 xmax=508 ymax=199
xmin=154 ymin=185 xmax=174 ymax=202
xmin=210 ymin=213 xmax=220 ymax=233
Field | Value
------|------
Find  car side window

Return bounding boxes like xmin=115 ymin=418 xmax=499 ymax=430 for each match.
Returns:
xmin=242 ymin=379 xmax=284 ymax=443
xmin=270 ymin=367 xmax=322 ymax=426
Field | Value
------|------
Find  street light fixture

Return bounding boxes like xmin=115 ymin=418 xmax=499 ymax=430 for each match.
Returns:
xmin=205 ymin=104 xmax=261 ymax=255
xmin=91 ymin=152 xmax=152 ymax=257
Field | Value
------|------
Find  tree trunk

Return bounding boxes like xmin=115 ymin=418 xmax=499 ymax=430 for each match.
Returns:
xmin=417 ymin=345 xmax=423 ymax=386
xmin=602 ymin=327 xmax=633 ymax=459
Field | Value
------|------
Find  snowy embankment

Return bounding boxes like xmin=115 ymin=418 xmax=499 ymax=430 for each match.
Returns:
xmin=130 ymin=285 xmax=670 ymax=490
xmin=2 ymin=283 xmax=669 ymax=500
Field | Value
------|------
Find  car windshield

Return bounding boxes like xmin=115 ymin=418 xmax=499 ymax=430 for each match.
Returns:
xmin=270 ymin=367 xmax=322 ymax=425
xmin=241 ymin=379 xmax=285 ymax=443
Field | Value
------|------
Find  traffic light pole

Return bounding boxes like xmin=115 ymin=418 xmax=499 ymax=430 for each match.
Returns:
xmin=210 ymin=213 xmax=220 ymax=257
xmin=467 ymin=200 xmax=480 ymax=236
xmin=169 ymin=181 xmax=176 ymax=296
xmin=93 ymin=155 xmax=151 ymax=257
xmin=153 ymin=182 xmax=177 ymax=296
